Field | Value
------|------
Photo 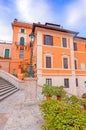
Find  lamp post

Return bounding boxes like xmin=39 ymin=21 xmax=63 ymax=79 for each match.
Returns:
xmin=28 ymin=32 xmax=35 ymax=77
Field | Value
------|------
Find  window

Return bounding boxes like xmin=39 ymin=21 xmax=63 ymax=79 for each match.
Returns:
xmin=73 ymin=42 xmax=77 ymax=51
xmin=74 ymin=59 xmax=77 ymax=69
xmin=62 ymin=38 xmax=67 ymax=47
xmin=44 ymin=35 xmax=53 ymax=45
xmin=20 ymin=49 xmax=24 ymax=58
xmin=76 ymin=78 xmax=78 ymax=87
xmin=63 ymin=57 xmax=68 ymax=69
xmin=21 ymin=29 xmax=25 ymax=33
xmin=20 ymin=37 xmax=25 ymax=45
xmin=64 ymin=79 xmax=69 ymax=88
xmin=46 ymin=78 xmax=52 ymax=86
xmin=4 ymin=49 xmax=10 ymax=58
xmin=46 ymin=56 xmax=51 ymax=68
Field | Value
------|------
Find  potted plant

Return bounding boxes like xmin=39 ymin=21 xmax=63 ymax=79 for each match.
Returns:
xmin=53 ymin=86 xmax=66 ymax=100
xmin=42 ymin=84 xmax=54 ymax=100
xmin=81 ymin=100 xmax=86 ymax=110
xmin=82 ymin=93 xmax=86 ymax=99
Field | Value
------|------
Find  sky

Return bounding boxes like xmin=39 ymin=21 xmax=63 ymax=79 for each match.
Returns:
xmin=0 ymin=0 xmax=86 ymax=41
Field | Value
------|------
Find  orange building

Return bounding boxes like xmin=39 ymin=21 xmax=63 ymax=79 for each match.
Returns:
xmin=0 ymin=40 xmax=12 ymax=72
xmin=32 ymin=22 xmax=86 ymax=96
xmin=0 ymin=19 xmax=86 ymax=96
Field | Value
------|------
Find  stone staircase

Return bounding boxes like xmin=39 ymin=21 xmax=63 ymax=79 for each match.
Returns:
xmin=0 ymin=77 xmax=19 ymax=101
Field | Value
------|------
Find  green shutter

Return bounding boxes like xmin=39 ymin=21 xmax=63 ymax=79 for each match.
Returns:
xmin=5 ymin=49 xmax=9 ymax=58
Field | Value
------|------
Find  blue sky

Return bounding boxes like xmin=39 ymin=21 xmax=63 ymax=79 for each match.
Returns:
xmin=0 ymin=0 xmax=86 ymax=41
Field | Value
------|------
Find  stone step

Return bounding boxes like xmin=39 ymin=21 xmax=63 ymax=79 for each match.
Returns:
xmin=0 ymin=87 xmax=18 ymax=96
xmin=0 ymin=84 xmax=14 ymax=89
xmin=0 ymin=89 xmax=19 ymax=101
xmin=0 ymin=82 xmax=12 ymax=85
xmin=0 ymin=77 xmax=19 ymax=101
xmin=0 ymin=86 xmax=17 ymax=93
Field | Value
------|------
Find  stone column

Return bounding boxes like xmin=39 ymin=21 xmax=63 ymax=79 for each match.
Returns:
xmin=24 ymin=78 xmax=37 ymax=101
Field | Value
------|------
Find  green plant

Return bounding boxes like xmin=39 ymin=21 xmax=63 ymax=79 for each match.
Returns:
xmin=53 ymin=86 xmax=66 ymax=97
xmin=67 ymin=95 xmax=80 ymax=105
xmin=40 ymin=100 xmax=86 ymax=130
xmin=82 ymin=93 xmax=86 ymax=98
xmin=23 ymin=72 xmax=28 ymax=77
xmin=80 ymin=100 xmax=86 ymax=106
xmin=42 ymin=84 xmax=54 ymax=96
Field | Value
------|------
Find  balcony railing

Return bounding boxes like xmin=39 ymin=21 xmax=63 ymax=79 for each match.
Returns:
xmin=14 ymin=42 xmax=30 ymax=49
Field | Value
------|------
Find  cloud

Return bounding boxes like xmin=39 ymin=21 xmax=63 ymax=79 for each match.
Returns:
xmin=65 ymin=0 xmax=86 ymax=28
xmin=16 ymin=0 xmax=56 ymax=23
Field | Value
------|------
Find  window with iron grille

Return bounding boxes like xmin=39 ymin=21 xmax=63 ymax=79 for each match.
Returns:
xmin=46 ymin=78 xmax=52 ymax=86
xmin=46 ymin=56 xmax=51 ymax=68
xmin=44 ymin=35 xmax=53 ymax=45
xmin=63 ymin=57 xmax=68 ymax=69
xmin=64 ymin=78 xmax=69 ymax=88
xmin=62 ymin=38 xmax=67 ymax=47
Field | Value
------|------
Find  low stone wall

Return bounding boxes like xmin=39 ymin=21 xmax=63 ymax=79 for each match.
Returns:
xmin=0 ymin=70 xmax=24 ymax=89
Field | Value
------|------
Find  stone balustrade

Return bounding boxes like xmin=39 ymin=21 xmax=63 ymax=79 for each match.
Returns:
xmin=0 ymin=70 xmax=24 ymax=89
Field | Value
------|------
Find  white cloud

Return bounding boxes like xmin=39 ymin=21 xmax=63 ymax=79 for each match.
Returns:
xmin=65 ymin=0 xmax=86 ymax=28
xmin=16 ymin=0 xmax=55 ymax=23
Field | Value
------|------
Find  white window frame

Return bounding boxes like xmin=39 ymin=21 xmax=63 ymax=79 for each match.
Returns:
xmin=44 ymin=53 xmax=53 ymax=68
xmin=62 ymin=55 xmax=69 ymax=69
xmin=61 ymin=37 xmax=68 ymax=48
xmin=80 ymin=62 xmax=86 ymax=70
xmin=3 ymin=48 xmax=11 ymax=58
xmin=20 ymin=28 xmax=26 ymax=33
xmin=74 ymin=58 xmax=78 ymax=70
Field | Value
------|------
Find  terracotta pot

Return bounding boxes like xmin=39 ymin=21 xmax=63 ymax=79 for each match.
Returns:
xmin=18 ymin=74 xmax=23 ymax=80
xmin=83 ymin=106 xmax=86 ymax=110
xmin=57 ymin=96 xmax=61 ymax=101
xmin=46 ymin=96 xmax=52 ymax=100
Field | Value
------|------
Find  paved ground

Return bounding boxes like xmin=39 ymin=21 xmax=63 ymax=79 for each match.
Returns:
xmin=0 ymin=90 xmax=43 ymax=130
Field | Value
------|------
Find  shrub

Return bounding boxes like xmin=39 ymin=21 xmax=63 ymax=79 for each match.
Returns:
xmin=40 ymin=100 xmax=86 ymax=130
xmin=67 ymin=95 xmax=81 ymax=105
xmin=80 ymin=100 xmax=86 ymax=106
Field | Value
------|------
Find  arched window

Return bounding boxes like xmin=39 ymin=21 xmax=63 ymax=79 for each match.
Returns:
xmin=20 ymin=37 xmax=25 ymax=45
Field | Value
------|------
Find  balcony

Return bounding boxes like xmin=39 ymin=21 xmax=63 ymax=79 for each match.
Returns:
xmin=14 ymin=42 xmax=30 ymax=49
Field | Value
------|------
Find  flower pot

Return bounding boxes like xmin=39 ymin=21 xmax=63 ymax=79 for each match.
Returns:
xmin=57 ymin=96 xmax=61 ymax=101
xmin=83 ymin=106 xmax=86 ymax=110
xmin=18 ymin=74 xmax=24 ymax=80
xmin=46 ymin=96 xmax=52 ymax=100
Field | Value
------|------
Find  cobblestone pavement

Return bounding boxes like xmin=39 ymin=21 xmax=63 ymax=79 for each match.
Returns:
xmin=0 ymin=90 xmax=43 ymax=130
